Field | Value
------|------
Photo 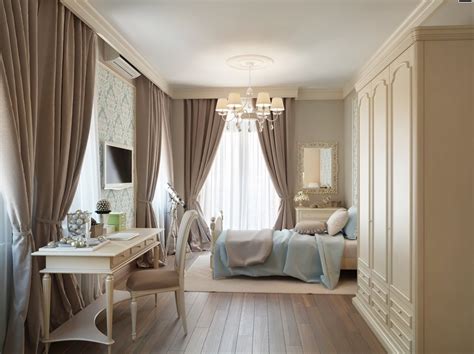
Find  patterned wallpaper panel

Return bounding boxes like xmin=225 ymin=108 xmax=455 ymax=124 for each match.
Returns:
xmin=96 ymin=64 xmax=136 ymax=227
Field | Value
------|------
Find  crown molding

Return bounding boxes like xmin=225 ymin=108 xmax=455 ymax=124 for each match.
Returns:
xmin=354 ymin=24 xmax=473 ymax=92
xmin=62 ymin=0 xmax=450 ymax=101
xmin=411 ymin=25 xmax=474 ymax=41
xmin=61 ymin=0 xmax=172 ymax=96
xmin=342 ymin=81 xmax=356 ymax=99
xmin=172 ymin=86 xmax=345 ymax=100
xmin=296 ymin=88 xmax=343 ymax=100
xmin=172 ymin=86 xmax=299 ymax=100
xmin=343 ymin=0 xmax=444 ymax=95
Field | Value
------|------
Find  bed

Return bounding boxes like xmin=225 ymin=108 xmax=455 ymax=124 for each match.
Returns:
xmin=209 ymin=212 xmax=357 ymax=289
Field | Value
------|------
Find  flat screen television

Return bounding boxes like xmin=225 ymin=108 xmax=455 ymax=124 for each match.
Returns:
xmin=104 ymin=142 xmax=133 ymax=189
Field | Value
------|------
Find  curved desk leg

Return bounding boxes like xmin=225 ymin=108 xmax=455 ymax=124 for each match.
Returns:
xmin=105 ymin=274 xmax=114 ymax=354
xmin=42 ymin=273 xmax=51 ymax=354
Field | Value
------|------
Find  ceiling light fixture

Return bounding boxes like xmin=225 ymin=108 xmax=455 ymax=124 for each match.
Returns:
xmin=216 ymin=55 xmax=284 ymax=133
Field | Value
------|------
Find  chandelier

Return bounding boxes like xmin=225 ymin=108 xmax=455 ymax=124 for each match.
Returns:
xmin=215 ymin=55 xmax=284 ymax=133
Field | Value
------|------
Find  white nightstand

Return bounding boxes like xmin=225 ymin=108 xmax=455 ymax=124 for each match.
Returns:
xmin=295 ymin=207 xmax=339 ymax=223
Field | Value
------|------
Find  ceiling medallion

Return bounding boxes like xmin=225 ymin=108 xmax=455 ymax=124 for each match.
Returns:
xmin=216 ymin=55 xmax=284 ymax=133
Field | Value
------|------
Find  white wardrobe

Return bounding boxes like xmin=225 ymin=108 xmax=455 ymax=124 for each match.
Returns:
xmin=353 ymin=26 xmax=473 ymax=353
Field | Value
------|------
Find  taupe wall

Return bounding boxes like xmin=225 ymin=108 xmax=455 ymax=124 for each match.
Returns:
xmin=170 ymin=98 xmax=350 ymax=210
xmin=422 ymin=0 xmax=474 ymax=26
xmin=293 ymin=100 xmax=345 ymax=206
xmin=343 ymin=90 xmax=356 ymax=208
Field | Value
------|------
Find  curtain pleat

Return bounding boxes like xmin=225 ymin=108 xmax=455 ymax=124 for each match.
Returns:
xmin=135 ymin=75 xmax=171 ymax=266
xmin=184 ymin=99 xmax=225 ymax=250
xmin=0 ymin=0 xmax=39 ymax=352
xmin=258 ymin=98 xmax=295 ymax=230
xmin=34 ymin=0 xmax=97 ymax=329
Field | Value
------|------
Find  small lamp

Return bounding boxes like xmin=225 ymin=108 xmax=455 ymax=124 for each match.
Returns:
xmin=271 ymin=97 xmax=284 ymax=112
xmin=227 ymin=92 xmax=242 ymax=110
xmin=216 ymin=98 xmax=229 ymax=116
xmin=256 ymin=92 xmax=271 ymax=108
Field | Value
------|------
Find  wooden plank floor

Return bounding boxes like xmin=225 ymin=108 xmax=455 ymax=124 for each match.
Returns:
xmin=49 ymin=254 xmax=386 ymax=354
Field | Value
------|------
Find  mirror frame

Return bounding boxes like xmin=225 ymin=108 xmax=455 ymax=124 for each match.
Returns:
xmin=297 ymin=141 xmax=338 ymax=195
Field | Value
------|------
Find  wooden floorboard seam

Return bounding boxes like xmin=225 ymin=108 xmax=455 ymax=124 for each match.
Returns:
xmin=48 ymin=253 xmax=385 ymax=354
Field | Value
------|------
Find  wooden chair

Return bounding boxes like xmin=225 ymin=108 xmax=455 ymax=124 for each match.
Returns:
xmin=126 ymin=210 xmax=198 ymax=340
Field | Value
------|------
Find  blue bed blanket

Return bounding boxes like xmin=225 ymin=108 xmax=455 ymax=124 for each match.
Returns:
xmin=213 ymin=229 xmax=345 ymax=289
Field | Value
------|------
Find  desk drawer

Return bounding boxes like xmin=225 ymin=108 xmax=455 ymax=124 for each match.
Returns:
xmin=111 ymin=250 xmax=130 ymax=267
xmin=145 ymin=237 xmax=156 ymax=246
xmin=131 ymin=241 xmax=146 ymax=256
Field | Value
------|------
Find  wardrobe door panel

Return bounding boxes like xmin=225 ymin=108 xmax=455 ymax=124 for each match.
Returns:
xmin=371 ymin=69 xmax=389 ymax=283
xmin=389 ymin=47 xmax=414 ymax=302
xmin=358 ymin=87 xmax=371 ymax=268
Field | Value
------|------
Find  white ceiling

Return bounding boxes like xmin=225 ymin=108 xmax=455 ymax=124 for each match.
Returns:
xmin=91 ymin=0 xmax=422 ymax=89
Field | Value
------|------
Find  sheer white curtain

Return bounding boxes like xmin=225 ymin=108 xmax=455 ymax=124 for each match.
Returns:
xmin=200 ymin=124 xmax=280 ymax=230
xmin=153 ymin=118 xmax=173 ymax=248
xmin=69 ymin=108 xmax=100 ymax=214
xmin=0 ymin=193 xmax=12 ymax=350
xmin=68 ymin=107 xmax=102 ymax=304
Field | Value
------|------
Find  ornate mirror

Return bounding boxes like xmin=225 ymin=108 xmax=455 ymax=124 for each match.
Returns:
xmin=297 ymin=142 xmax=338 ymax=194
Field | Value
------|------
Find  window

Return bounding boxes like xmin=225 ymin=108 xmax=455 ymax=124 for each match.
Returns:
xmin=152 ymin=118 xmax=173 ymax=247
xmin=200 ymin=125 xmax=280 ymax=230
xmin=68 ymin=108 xmax=100 ymax=214
xmin=67 ymin=107 xmax=102 ymax=304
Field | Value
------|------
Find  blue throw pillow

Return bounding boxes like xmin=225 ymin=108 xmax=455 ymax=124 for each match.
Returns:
xmin=343 ymin=206 xmax=357 ymax=240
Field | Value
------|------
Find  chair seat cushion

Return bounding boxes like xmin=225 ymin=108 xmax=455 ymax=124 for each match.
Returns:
xmin=126 ymin=269 xmax=179 ymax=292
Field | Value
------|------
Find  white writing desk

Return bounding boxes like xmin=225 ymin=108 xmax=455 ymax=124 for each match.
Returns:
xmin=32 ymin=228 xmax=162 ymax=354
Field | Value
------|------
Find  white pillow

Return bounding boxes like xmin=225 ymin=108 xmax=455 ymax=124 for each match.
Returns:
xmin=327 ymin=208 xmax=349 ymax=236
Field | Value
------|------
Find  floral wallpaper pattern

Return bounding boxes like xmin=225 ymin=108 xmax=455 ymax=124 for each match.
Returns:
xmin=96 ymin=65 xmax=136 ymax=227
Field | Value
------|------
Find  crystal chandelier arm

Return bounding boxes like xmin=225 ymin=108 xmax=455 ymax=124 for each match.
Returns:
xmin=265 ymin=113 xmax=282 ymax=122
xmin=221 ymin=113 xmax=237 ymax=123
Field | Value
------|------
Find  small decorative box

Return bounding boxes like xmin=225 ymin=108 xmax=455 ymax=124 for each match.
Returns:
xmin=107 ymin=212 xmax=126 ymax=231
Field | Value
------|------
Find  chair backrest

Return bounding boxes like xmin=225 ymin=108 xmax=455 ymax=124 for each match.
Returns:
xmin=175 ymin=210 xmax=198 ymax=283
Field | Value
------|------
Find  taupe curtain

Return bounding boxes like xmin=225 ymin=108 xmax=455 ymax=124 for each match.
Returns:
xmin=258 ymin=98 xmax=295 ymax=229
xmin=135 ymin=76 xmax=171 ymax=266
xmin=0 ymin=1 xmax=39 ymax=352
xmin=136 ymin=76 xmax=169 ymax=227
xmin=161 ymin=98 xmax=174 ymax=237
xmin=33 ymin=0 xmax=97 ymax=328
xmin=184 ymin=99 xmax=225 ymax=250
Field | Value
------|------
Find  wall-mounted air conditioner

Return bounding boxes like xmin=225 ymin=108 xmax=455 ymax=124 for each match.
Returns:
xmin=103 ymin=42 xmax=141 ymax=80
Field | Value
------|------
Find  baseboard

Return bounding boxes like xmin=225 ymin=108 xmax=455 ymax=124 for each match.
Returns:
xmin=352 ymin=297 xmax=401 ymax=354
